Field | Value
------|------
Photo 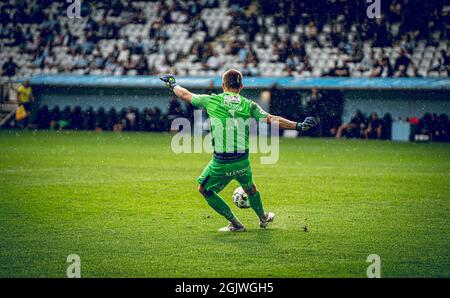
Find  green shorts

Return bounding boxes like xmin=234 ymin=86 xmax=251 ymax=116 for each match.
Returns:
xmin=197 ymin=157 xmax=254 ymax=193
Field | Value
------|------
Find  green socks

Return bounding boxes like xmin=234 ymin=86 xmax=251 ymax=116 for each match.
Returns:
xmin=248 ymin=191 xmax=265 ymax=220
xmin=205 ymin=191 xmax=264 ymax=226
xmin=205 ymin=192 xmax=239 ymax=223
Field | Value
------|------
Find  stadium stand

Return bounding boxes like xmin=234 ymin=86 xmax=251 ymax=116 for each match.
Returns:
xmin=0 ymin=0 xmax=449 ymax=80
xmin=0 ymin=0 xmax=449 ymax=142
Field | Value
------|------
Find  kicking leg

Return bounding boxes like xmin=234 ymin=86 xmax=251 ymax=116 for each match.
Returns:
xmin=198 ymin=185 xmax=245 ymax=232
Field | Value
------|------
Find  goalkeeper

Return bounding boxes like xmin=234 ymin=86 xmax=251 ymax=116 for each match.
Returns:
xmin=161 ymin=70 xmax=317 ymax=232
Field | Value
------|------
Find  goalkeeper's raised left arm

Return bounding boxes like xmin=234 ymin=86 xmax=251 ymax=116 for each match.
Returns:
xmin=160 ymin=74 xmax=194 ymax=104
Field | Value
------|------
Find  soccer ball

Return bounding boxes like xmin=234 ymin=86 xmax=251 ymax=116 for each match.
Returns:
xmin=232 ymin=186 xmax=250 ymax=209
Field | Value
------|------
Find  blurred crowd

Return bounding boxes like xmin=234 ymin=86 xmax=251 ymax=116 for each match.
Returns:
xmin=7 ymin=97 xmax=192 ymax=133
xmin=0 ymin=0 xmax=449 ymax=79
xmin=8 ymin=101 xmax=449 ymax=143
xmin=334 ymin=110 xmax=450 ymax=142
xmin=410 ymin=112 xmax=450 ymax=142
xmin=334 ymin=110 xmax=393 ymax=140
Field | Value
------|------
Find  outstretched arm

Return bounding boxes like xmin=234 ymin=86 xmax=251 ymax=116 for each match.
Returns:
xmin=160 ymin=74 xmax=193 ymax=104
xmin=265 ymin=115 xmax=297 ymax=130
xmin=265 ymin=114 xmax=318 ymax=132
xmin=172 ymin=85 xmax=193 ymax=104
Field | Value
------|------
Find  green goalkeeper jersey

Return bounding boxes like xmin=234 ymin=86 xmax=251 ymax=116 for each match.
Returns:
xmin=192 ymin=91 xmax=268 ymax=159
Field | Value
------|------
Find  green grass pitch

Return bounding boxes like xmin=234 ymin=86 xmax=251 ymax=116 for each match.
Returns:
xmin=0 ymin=131 xmax=449 ymax=277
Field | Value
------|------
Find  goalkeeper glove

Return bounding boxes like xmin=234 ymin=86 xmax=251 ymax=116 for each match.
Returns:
xmin=160 ymin=74 xmax=178 ymax=90
xmin=295 ymin=116 xmax=318 ymax=132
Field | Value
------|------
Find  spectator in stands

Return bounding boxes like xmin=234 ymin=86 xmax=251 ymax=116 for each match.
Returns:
xmin=135 ymin=54 xmax=150 ymax=75
xmin=167 ymin=97 xmax=184 ymax=120
xmin=44 ymin=51 xmax=57 ymax=70
xmin=84 ymin=106 xmax=96 ymax=130
xmin=364 ymin=112 xmax=383 ymax=139
xmin=205 ymin=51 xmax=224 ymax=71
xmin=106 ymin=108 xmax=119 ymax=131
xmin=58 ymin=106 xmax=72 ymax=130
xmin=374 ymin=57 xmax=394 ymax=77
xmin=0 ymin=0 xmax=448 ymax=79
xmin=305 ymin=21 xmax=319 ymax=46
xmin=35 ymin=105 xmax=50 ymax=130
xmin=394 ymin=48 xmax=411 ymax=75
xmin=278 ymin=38 xmax=291 ymax=62
xmin=123 ymin=56 xmax=136 ymax=75
xmin=235 ymin=42 xmax=247 ymax=63
xmin=155 ymin=55 xmax=171 ymax=74
xmin=410 ymin=62 xmax=422 ymax=78
xmin=324 ymin=59 xmax=350 ymax=77
xmin=49 ymin=106 xmax=61 ymax=130
xmin=388 ymin=0 xmax=402 ymax=23
xmin=373 ymin=18 xmax=391 ymax=47
xmin=429 ymin=50 xmax=450 ymax=76
xmin=298 ymin=56 xmax=313 ymax=75
xmin=400 ymin=33 xmax=414 ymax=55
xmin=189 ymin=15 xmax=208 ymax=37
xmin=246 ymin=13 xmax=259 ymax=42
xmin=417 ymin=113 xmax=434 ymax=139
xmin=116 ymin=107 xmax=126 ymax=129
xmin=395 ymin=65 xmax=408 ymax=77
xmin=118 ymin=44 xmax=130 ymax=64
xmin=381 ymin=113 xmax=393 ymax=140
xmin=242 ymin=60 xmax=260 ymax=76
xmin=8 ymin=26 xmax=25 ymax=48
xmin=356 ymin=50 xmax=375 ymax=75
xmin=2 ymin=57 xmax=18 ymax=78
xmin=336 ymin=110 xmax=366 ymax=139
xmin=71 ymin=106 xmax=84 ymax=130
xmin=378 ymin=48 xmax=388 ymax=61
xmin=95 ymin=107 xmax=107 ymax=131
xmin=92 ymin=44 xmax=105 ymax=69
xmin=104 ymin=54 xmax=119 ymax=74
xmin=434 ymin=114 xmax=449 ymax=142
xmin=130 ymin=8 xmax=147 ymax=24
xmin=149 ymin=21 xmax=167 ymax=40
xmin=292 ymin=41 xmax=306 ymax=61
xmin=344 ymin=41 xmax=364 ymax=64
xmin=124 ymin=107 xmax=139 ymax=130
xmin=0 ymin=6 xmax=8 ymax=25
xmin=330 ymin=24 xmax=344 ymax=48
xmin=285 ymin=53 xmax=299 ymax=73
xmin=134 ymin=36 xmax=145 ymax=55
xmin=142 ymin=108 xmax=154 ymax=131
xmin=71 ymin=52 xmax=89 ymax=71
xmin=81 ymin=31 xmax=96 ymax=55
